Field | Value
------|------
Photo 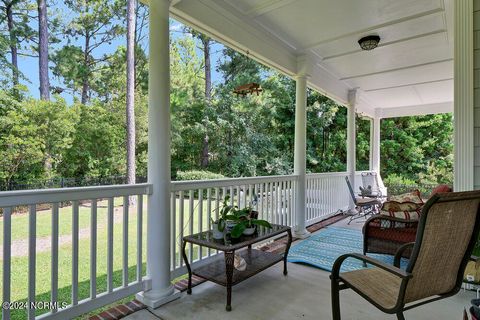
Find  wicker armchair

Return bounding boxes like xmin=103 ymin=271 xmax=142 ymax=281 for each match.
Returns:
xmin=363 ymin=215 xmax=418 ymax=258
xmin=363 ymin=186 xmax=452 ymax=258
xmin=331 ymin=191 xmax=480 ymax=320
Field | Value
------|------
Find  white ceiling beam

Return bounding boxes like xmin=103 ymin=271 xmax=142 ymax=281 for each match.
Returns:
xmin=376 ymin=102 xmax=453 ymax=118
xmin=339 ymin=58 xmax=453 ymax=81
xmin=304 ymin=8 xmax=445 ymax=50
xmin=363 ymin=78 xmax=453 ymax=92
xmin=245 ymin=0 xmax=298 ymax=17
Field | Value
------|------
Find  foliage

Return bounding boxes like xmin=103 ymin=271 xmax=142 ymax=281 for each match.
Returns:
xmin=176 ymin=170 xmax=225 ymax=181
xmin=380 ymin=114 xmax=453 ymax=185
xmin=0 ymin=97 xmax=76 ymax=188
xmin=226 ymin=206 xmax=272 ymax=238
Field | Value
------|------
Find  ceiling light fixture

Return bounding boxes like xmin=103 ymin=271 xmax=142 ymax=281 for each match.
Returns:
xmin=358 ymin=35 xmax=380 ymax=51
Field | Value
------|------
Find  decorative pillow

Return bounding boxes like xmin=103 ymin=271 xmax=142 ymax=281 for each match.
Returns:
xmin=430 ymin=184 xmax=452 ymax=197
xmin=380 ymin=201 xmax=422 ymax=221
xmin=388 ymin=190 xmax=423 ymax=205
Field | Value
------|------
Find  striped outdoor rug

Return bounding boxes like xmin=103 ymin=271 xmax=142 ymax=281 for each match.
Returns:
xmin=287 ymin=226 xmax=408 ymax=272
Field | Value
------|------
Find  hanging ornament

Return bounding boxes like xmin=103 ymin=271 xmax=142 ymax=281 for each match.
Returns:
xmin=233 ymin=82 xmax=263 ymax=96
xmin=232 ymin=50 xmax=263 ymax=97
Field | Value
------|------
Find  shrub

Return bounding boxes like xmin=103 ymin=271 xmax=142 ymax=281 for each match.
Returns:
xmin=176 ymin=170 xmax=225 ymax=181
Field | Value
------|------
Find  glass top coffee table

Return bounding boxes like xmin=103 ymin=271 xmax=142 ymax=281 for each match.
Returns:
xmin=182 ymin=224 xmax=292 ymax=311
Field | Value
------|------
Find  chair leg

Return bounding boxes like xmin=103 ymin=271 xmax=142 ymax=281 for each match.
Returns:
xmin=331 ymin=278 xmax=341 ymax=320
xmin=396 ymin=311 xmax=405 ymax=320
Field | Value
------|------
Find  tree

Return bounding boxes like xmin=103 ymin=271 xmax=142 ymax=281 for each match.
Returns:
xmin=126 ymin=0 xmax=136 ymax=186
xmin=52 ymin=0 xmax=124 ymax=104
xmin=0 ymin=0 xmax=36 ymax=93
xmin=37 ymin=0 xmax=50 ymax=100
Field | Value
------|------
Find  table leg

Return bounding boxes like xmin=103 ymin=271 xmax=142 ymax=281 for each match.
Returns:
xmin=284 ymin=229 xmax=292 ymax=276
xmin=225 ymin=250 xmax=235 ymax=311
xmin=182 ymin=240 xmax=192 ymax=294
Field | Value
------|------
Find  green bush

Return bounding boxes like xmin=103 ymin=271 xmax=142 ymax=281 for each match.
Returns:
xmin=176 ymin=170 xmax=225 ymax=181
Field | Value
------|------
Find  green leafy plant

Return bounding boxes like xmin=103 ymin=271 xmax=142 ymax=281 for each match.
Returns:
xmin=211 ymin=195 xmax=237 ymax=232
xmin=225 ymin=206 xmax=272 ymax=238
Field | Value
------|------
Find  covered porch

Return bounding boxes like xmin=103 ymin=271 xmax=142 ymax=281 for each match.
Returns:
xmin=0 ymin=0 xmax=475 ymax=319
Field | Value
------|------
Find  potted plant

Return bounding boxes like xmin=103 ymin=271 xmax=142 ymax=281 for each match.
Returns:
xmin=211 ymin=196 xmax=236 ymax=239
xmin=226 ymin=206 xmax=272 ymax=238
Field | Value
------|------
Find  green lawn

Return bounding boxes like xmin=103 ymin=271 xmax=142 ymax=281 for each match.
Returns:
xmin=0 ymin=195 xmax=220 ymax=320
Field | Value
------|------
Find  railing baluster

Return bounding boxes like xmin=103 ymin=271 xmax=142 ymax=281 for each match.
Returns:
xmin=236 ymin=185 xmax=241 ymax=207
xmin=198 ymin=189 xmax=203 ymax=260
xmin=72 ymin=200 xmax=79 ymax=305
xmin=281 ymin=180 xmax=285 ymax=225
xmin=259 ymin=183 xmax=264 ymax=220
xmin=28 ymin=205 xmax=37 ymax=319
xmin=122 ymin=196 xmax=129 ymax=287
xmin=90 ymin=200 xmax=97 ymax=299
xmin=107 ymin=198 xmax=114 ymax=292
xmin=51 ymin=203 xmax=59 ymax=313
xmin=189 ymin=190 xmax=194 ymax=263
xmin=171 ymin=191 xmax=176 ymax=270
xmin=229 ymin=186 xmax=234 ymax=206
xmin=207 ymin=188 xmax=212 ymax=257
xmin=137 ymin=195 xmax=143 ymax=282
xmin=288 ymin=180 xmax=292 ymax=226
xmin=179 ymin=191 xmax=185 ymax=266
xmin=2 ymin=207 xmax=11 ymax=320
xmin=267 ymin=182 xmax=271 ymax=222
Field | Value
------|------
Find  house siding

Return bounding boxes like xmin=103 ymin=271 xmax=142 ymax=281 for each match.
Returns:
xmin=474 ymin=0 xmax=480 ymax=189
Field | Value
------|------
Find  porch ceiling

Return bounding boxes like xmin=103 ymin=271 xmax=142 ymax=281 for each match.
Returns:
xmin=165 ymin=0 xmax=454 ymax=118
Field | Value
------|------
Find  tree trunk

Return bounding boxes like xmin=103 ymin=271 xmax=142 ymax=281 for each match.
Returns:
xmin=126 ymin=0 xmax=136 ymax=188
xmin=200 ymin=36 xmax=211 ymax=168
xmin=203 ymin=37 xmax=211 ymax=100
xmin=81 ymin=33 xmax=90 ymax=104
xmin=37 ymin=0 xmax=50 ymax=100
xmin=6 ymin=1 xmax=19 ymax=88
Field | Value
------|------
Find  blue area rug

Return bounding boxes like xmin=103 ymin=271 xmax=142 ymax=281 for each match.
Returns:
xmin=287 ymin=226 xmax=408 ymax=273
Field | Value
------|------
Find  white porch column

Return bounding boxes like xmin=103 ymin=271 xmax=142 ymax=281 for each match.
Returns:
xmin=136 ymin=0 xmax=180 ymax=307
xmin=293 ymin=72 xmax=310 ymax=238
xmin=371 ymin=116 xmax=381 ymax=172
xmin=347 ymin=89 xmax=358 ymax=210
xmin=454 ymin=0 xmax=474 ymax=191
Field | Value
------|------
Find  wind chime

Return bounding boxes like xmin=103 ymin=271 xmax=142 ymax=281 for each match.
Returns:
xmin=232 ymin=51 xmax=263 ymax=97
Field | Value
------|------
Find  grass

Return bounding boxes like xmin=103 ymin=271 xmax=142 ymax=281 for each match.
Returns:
xmin=0 ymin=195 xmax=228 ymax=320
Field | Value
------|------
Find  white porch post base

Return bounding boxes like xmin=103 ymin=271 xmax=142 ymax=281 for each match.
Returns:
xmin=136 ymin=287 xmax=181 ymax=309
xmin=293 ymin=227 xmax=310 ymax=239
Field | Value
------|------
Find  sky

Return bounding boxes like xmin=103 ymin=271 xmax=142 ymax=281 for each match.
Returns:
xmin=17 ymin=3 xmax=224 ymax=103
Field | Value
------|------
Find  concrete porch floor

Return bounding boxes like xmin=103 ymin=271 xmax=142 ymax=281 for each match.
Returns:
xmin=125 ymin=217 xmax=474 ymax=320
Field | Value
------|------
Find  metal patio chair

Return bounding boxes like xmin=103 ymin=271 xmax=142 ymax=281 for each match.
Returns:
xmin=345 ymin=176 xmax=381 ymax=224
xmin=331 ymin=190 xmax=480 ymax=320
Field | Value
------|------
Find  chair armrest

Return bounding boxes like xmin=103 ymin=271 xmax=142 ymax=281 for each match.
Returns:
xmin=331 ymin=253 xmax=412 ymax=280
xmin=393 ymin=242 xmax=415 ymax=267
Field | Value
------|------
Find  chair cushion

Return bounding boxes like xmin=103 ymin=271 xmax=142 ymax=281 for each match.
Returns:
xmin=388 ymin=190 xmax=424 ymax=205
xmin=380 ymin=201 xmax=423 ymax=221
xmin=340 ymin=267 xmax=403 ymax=310
xmin=430 ymin=184 xmax=452 ymax=197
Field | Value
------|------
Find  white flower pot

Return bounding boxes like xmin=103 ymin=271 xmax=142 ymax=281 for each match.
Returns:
xmin=212 ymin=223 xmax=224 ymax=239
xmin=243 ymin=226 xmax=256 ymax=236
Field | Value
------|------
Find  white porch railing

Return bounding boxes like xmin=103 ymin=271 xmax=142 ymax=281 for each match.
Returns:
xmin=305 ymin=172 xmax=350 ymax=225
xmin=169 ymin=174 xmax=298 ymax=279
xmin=0 ymin=184 xmax=150 ymax=320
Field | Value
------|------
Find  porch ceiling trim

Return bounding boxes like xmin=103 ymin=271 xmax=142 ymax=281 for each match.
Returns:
xmin=376 ymin=101 xmax=453 ymax=118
